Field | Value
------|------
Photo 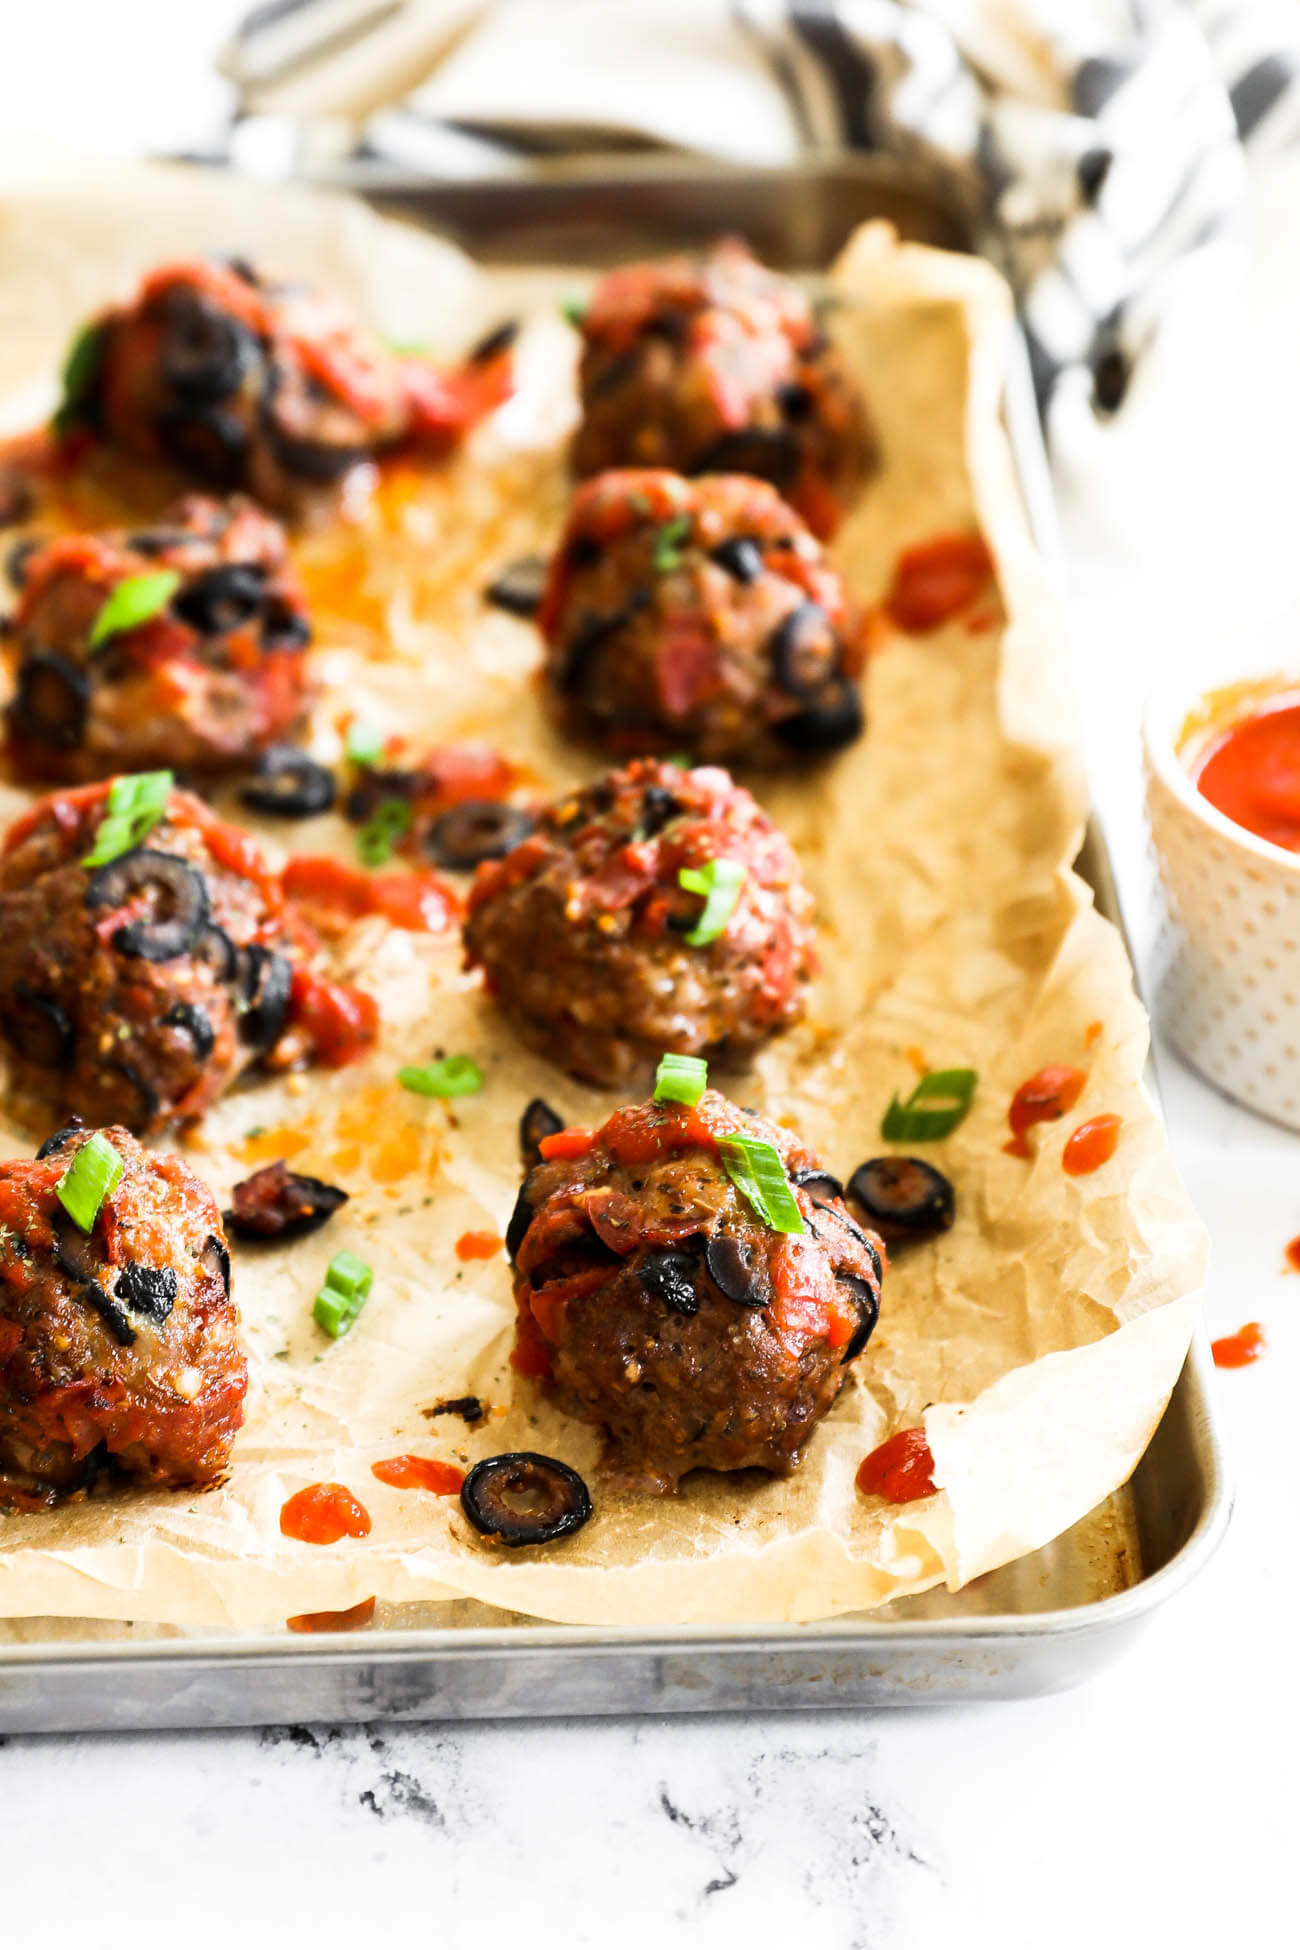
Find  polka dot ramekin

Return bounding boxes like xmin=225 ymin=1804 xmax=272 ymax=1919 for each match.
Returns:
xmin=1145 ymin=671 xmax=1300 ymax=1129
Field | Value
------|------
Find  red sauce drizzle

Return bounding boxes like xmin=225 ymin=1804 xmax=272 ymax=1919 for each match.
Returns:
xmin=884 ymin=533 xmax=994 ymax=633
xmin=279 ymin=1482 xmax=372 ymax=1545
xmin=538 ymin=1128 xmax=597 ymax=1162
xmin=1004 ymin=1064 xmax=1089 ymax=1159
xmin=286 ymin=1597 xmax=377 ymax=1634
xmin=287 ymin=967 xmax=378 ymax=1068
xmin=1193 ymin=698 xmax=1300 ymax=851
xmin=1285 ymin=1235 xmax=1300 ymax=1273
xmin=1211 ymin=1322 xmax=1266 ymax=1369
xmin=1062 ymin=1114 xmax=1122 ymax=1176
xmin=455 ymin=1230 xmax=502 ymax=1261
xmin=283 ymin=855 xmax=460 ymax=934
xmin=856 ymin=1428 xmax=937 ymax=1503
xmin=370 ymin=1455 xmax=465 ymax=1495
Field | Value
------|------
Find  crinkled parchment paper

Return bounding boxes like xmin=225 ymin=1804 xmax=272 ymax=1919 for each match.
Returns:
xmin=0 ymin=165 xmax=1207 ymax=1629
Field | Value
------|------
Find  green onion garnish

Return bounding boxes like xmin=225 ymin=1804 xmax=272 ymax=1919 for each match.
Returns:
xmin=652 ymin=513 xmax=693 ymax=574
xmin=89 ymin=571 xmax=181 ymax=650
xmin=312 ymin=1249 xmax=374 ymax=1338
xmin=881 ymin=1068 xmax=978 ymax=1143
xmin=55 ymin=1132 xmax=124 ymax=1233
xmin=398 ymin=1053 xmax=485 ymax=1098
xmin=82 ymin=769 xmax=174 ymax=868
xmin=654 ymin=1053 xmax=708 ymax=1108
xmin=356 ymin=797 xmax=412 ymax=866
xmin=346 ymin=721 xmax=384 ymax=767
xmin=678 ymin=858 xmax=745 ymax=947
xmin=560 ymin=296 xmax=587 ymax=329
xmin=718 ymin=1132 xmax=806 ymax=1235
xmin=665 ymin=753 xmax=692 ymax=770
xmin=53 ymin=319 xmax=105 ymax=436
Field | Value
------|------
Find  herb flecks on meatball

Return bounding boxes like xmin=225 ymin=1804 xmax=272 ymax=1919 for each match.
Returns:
xmin=538 ymin=470 xmax=867 ymax=765
xmin=571 ymin=239 xmax=876 ymax=538
xmin=509 ymin=1085 xmax=884 ymax=1493
xmin=5 ymin=494 xmax=311 ymax=782
xmin=55 ymin=257 xmax=513 ymax=512
xmin=0 ymin=1124 xmax=246 ymax=1502
xmin=463 ymin=757 xmax=816 ymax=1087
xmin=0 ymin=780 xmax=374 ymax=1133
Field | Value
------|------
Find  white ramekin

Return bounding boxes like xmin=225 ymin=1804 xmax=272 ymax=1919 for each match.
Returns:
xmin=1145 ymin=669 xmax=1300 ymax=1129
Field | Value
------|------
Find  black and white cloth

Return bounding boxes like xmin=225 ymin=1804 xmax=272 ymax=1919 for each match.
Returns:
xmin=218 ymin=0 xmax=1300 ymax=435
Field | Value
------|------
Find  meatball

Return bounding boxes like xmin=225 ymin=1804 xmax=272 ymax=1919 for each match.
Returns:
xmin=5 ymin=494 xmax=311 ymax=782
xmin=0 ymin=1123 xmax=246 ymax=1501
xmin=0 ymin=781 xmax=315 ymax=1132
xmin=57 ymin=256 xmax=513 ymax=512
xmin=464 ymin=758 xmax=816 ymax=1087
xmin=571 ymin=239 xmax=876 ymax=538
xmin=509 ymin=1088 xmax=884 ymax=1492
xmin=537 ymin=470 xmax=867 ymax=765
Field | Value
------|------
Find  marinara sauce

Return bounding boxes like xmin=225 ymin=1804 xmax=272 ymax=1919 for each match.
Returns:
xmin=1194 ymin=696 xmax=1300 ymax=851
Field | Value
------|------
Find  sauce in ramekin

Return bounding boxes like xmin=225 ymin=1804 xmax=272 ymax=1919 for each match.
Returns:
xmin=1191 ymin=691 xmax=1300 ymax=850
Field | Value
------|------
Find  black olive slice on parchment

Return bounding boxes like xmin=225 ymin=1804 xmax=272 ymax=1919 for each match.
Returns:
xmin=239 ymin=747 xmax=336 ymax=820
xmin=225 ymin=1158 xmax=349 ymax=1242
xmin=847 ymin=1156 xmax=955 ymax=1246
xmin=460 ymin=1452 xmax=592 ymax=1547
xmin=426 ymin=800 xmax=535 ymax=870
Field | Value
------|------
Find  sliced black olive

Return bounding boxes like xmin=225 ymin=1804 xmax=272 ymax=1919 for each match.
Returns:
xmin=125 ymin=527 xmax=188 ymax=557
xmin=709 ymin=535 xmax=763 ymax=584
xmin=216 ymin=255 xmax=261 ymax=287
xmin=225 ymin=1158 xmax=349 ymax=1241
xmin=468 ymin=318 xmax=519 ymax=364
xmin=776 ymin=381 xmax=815 ymax=421
xmin=705 ymin=1232 xmax=772 ymax=1309
xmin=173 ymin=562 xmax=267 ymax=636
xmin=239 ymin=747 xmax=336 ymax=819
xmin=345 ymin=768 xmax=418 ymax=825
xmin=519 ymin=1097 xmax=564 ymax=1171
xmin=114 ymin=1261 xmax=178 ymax=1324
xmin=426 ymin=799 xmax=534 ymax=870
xmin=261 ymin=362 xmax=369 ymax=484
xmin=426 ymin=1395 xmax=484 ymax=1423
xmin=13 ymin=650 xmax=90 ymax=747
xmin=194 ymin=923 xmax=238 ymax=985
xmin=484 ymin=554 xmax=548 ymax=619
xmin=774 ymin=675 xmax=863 ymax=754
xmin=837 ymin=1272 xmax=879 ymax=1364
xmin=847 ymin=1156 xmax=956 ymax=1245
xmin=585 ymin=346 xmax=643 ymax=400
xmin=568 ymin=533 xmax=603 ymax=570
xmin=53 ymin=1216 xmax=135 ymax=1345
xmin=6 ymin=536 xmax=39 ymax=587
xmin=560 ymin=588 xmax=651 ymax=692
xmin=162 ymin=1000 xmax=215 ymax=1061
xmin=86 ymin=850 xmax=211 ymax=962
xmin=108 ymin=1058 xmax=160 ymax=1130
xmin=4 ymin=985 xmax=73 ymax=1069
xmin=769 ymin=602 xmax=839 ymax=700
xmin=695 ymin=425 xmax=800 ymax=490
xmin=83 ymin=1279 xmax=137 ymax=1347
xmin=157 ymin=404 xmax=250 ymax=488
xmin=505 ymin=1183 xmax=534 ymax=1264
xmin=638 ymin=784 xmax=680 ymax=837
xmin=234 ymin=945 xmax=292 ymax=1050
xmin=161 ymin=294 xmax=259 ymax=404
xmin=460 ymin=1452 xmax=592 ymax=1548
xmin=35 ymin=1116 xmax=84 ymax=1159
xmin=639 ymin=1250 xmax=700 ymax=1316
xmin=200 ymin=1232 xmax=231 ymax=1297
xmin=260 ymin=595 xmax=312 ymax=651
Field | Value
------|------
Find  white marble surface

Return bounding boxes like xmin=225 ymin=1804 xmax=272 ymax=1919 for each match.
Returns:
xmin=4 ymin=11 xmax=1300 ymax=1944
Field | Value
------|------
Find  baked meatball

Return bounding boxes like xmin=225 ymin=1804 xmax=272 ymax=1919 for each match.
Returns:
xmin=0 ymin=781 xmax=338 ymax=1133
xmin=0 ymin=1123 xmax=246 ymax=1502
xmin=538 ymin=470 xmax=867 ymax=764
xmin=571 ymin=239 xmax=876 ymax=538
xmin=56 ymin=256 xmax=513 ymax=512
xmin=5 ymin=494 xmax=311 ymax=781
xmin=509 ymin=1088 xmax=884 ymax=1492
xmin=464 ymin=758 xmax=816 ymax=1087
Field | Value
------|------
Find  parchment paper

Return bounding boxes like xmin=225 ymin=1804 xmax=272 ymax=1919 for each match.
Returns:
xmin=0 ymin=165 xmax=1207 ymax=1629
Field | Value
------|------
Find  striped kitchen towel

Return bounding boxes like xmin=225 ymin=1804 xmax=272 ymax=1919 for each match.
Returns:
xmin=218 ymin=0 xmax=1300 ymax=429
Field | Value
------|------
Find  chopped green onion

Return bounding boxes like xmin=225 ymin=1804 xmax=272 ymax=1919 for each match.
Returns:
xmin=560 ymin=295 xmax=587 ymax=329
xmin=384 ymin=337 xmax=431 ymax=356
xmin=398 ymin=1053 xmax=485 ymax=1098
xmin=312 ymin=1249 xmax=374 ymax=1338
xmin=665 ymin=753 xmax=692 ymax=770
xmin=55 ymin=1133 xmax=124 ymax=1233
xmin=718 ymin=1133 xmax=806 ymax=1235
xmin=678 ymin=858 xmax=746 ymax=947
xmin=356 ymin=797 xmax=412 ymax=866
xmin=654 ymin=1053 xmax=708 ymax=1108
xmin=346 ymin=721 xmax=384 ymax=767
xmin=82 ymin=769 xmax=174 ymax=867
xmin=89 ymin=571 xmax=181 ymax=649
xmin=652 ymin=513 xmax=693 ymax=574
xmin=53 ymin=320 xmax=105 ymax=435
xmin=881 ymin=1067 xmax=978 ymax=1143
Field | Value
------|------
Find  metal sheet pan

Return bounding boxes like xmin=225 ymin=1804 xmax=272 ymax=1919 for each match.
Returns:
xmin=0 ymin=159 xmax=1230 ymax=1733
